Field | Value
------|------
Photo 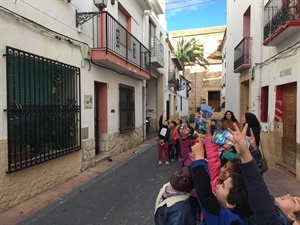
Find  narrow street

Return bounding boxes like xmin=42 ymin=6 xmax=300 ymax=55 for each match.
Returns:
xmin=0 ymin=135 xmax=298 ymax=225
xmin=17 ymin=138 xmax=180 ymax=225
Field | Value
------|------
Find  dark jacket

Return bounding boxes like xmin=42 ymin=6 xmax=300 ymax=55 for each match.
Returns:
xmin=239 ymin=160 xmax=291 ymax=225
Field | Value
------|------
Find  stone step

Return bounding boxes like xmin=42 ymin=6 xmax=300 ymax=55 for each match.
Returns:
xmin=95 ymin=153 xmax=111 ymax=165
xmin=275 ymin=162 xmax=296 ymax=178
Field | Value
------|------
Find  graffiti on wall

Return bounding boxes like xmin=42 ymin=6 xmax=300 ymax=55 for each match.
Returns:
xmin=146 ymin=109 xmax=154 ymax=117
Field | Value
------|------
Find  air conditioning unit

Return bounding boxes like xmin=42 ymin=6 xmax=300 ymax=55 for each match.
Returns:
xmin=82 ymin=45 xmax=92 ymax=60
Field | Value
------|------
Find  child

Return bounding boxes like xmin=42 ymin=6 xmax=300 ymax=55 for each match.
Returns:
xmin=228 ymin=123 xmax=300 ymax=225
xmin=190 ymin=141 xmax=252 ymax=224
xmin=179 ymin=124 xmax=195 ymax=167
xmin=175 ymin=119 xmax=183 ymax=161
xmin=169 ymin=121 xmax=179 ymax=162
xmin=202 ymin=120 xmax=240 ymax=193
xmin=219 ymin=144 xmax=237 ymax=166
xmin=157 ymin=114 xmax=170 ymax=165
xmin=154 ymin=166 xmax=195 ymax=225
xmin=210 ymin=118 xmax=217 ymax=134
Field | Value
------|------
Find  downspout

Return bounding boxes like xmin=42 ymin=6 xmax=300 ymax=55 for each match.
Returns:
xmin=142 ymin=9 xmax=151 ymax=139
xmin=258 ymin=0 xmax=264 ymax=116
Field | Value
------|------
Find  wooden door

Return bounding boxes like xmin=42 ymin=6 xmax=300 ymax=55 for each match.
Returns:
xmin=282 ymin=82 xmax=297 ymax=167
xmin=208 ymin=91 xmax=220 ymax=111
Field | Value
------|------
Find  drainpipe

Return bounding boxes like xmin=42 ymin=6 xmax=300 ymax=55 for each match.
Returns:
xmin=258 ymin=0 xmax=264 ymax=116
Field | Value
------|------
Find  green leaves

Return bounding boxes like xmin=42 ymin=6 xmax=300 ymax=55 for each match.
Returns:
xmin=173 ymin=37 xmax=209 ymax=71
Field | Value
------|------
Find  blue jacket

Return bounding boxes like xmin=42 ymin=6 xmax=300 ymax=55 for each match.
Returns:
xmin=190 ymin=160 xmax=248 ymax=225
xmin=154 ymin=183 xmax=195 ymax=225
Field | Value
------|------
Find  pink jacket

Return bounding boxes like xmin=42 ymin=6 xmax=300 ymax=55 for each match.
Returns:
xmin=205 ymin=136 xmax=221 ymax=193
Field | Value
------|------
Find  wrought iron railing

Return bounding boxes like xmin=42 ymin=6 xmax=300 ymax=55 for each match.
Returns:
xmin=234 ymin=37 xmax=252 ymax=70
xmin=264 ymin=0 xmax=300 ymax=41
xmin=93 ymin=12 xmax=150 ymax=73
xmin=6 ymin=47 xmax=81 ymax=173
xmin=150 ymin=36 xmax=164 ymax=62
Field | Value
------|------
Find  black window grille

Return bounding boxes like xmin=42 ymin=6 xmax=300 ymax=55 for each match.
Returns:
xmin=119 ymin=84 xmax=135 ymax=133
xmin=6 ymin=47 xmax=81 ymax=173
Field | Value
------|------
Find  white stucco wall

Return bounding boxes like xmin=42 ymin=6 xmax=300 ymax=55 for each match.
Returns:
xmin=0 ymin=0 xmax=156 ymax=212
xmin=226 ymin=0 xmax=300 ymax=177
xmin=226 ymin=1 xmax=266 ymax=119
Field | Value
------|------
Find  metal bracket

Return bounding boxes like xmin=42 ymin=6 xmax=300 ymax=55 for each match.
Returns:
xmin=76 ymin=10 xmax=101 ymax=28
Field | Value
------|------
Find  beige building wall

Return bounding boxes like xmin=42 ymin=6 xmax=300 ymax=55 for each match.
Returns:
xmin=169 ymin=26 xmax=225 ymax=116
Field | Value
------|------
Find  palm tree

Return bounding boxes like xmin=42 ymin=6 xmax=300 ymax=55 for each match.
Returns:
xmin=173 ymin=37 xmax=209 ymax=72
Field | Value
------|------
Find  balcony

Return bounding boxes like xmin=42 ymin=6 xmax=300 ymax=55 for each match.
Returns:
xmin=150 ymin=36 xmax=164 ymax=68
xmin=263 ymin=0 xmax=300 ymax=46
xmin=91 ymin=12 xmax=151 ymax=80
xmin=233 ymin=37 xmax=252 ymax=73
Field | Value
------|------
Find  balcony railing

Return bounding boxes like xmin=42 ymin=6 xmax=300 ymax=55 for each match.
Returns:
xmin=93 ymin=12 xmax=150 ymax=73
xmin=234 ymin=37 xmax=252 ymax=73
xmin=150 ymin=36 xmax=164 ymax=68
xmin=264 ymin=0 xmax=300 ymax=45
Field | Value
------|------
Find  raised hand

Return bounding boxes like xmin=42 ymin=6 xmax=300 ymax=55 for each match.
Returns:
xmin=247 ymin=128 xmax=258 ymax=151
xmin=191 ymin=142 xmax=205 ymax=160
xmin=205 ymin=120 xmax=212 ymax=136
xmin=292 ymin=220 xmax=300 ymax=225
xmin=227 ymin=123 xmax=253 ymax=163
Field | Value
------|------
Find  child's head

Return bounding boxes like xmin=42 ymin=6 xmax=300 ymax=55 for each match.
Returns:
xmin=274 ymin=194 xmax=300 ymax=223
xmin=215 ymin=173 xmax=252 ymax=217
xmin=219 ymin=158 xmax=240 ymax=181
xmin=195 ymin=133 xmax=206 ymax=145
xmin=211 ymin=119 xmax=217 ymax=125
xmin=222 ymin=143 xmax=235 ymax=152
xmin=169 ymin=166 xmax=194 ymax=193
xmin=182 ymin=124 xmax=194 ymax=137
xmin=177 ymin=118 xmax=182 ymax=125
xmin=189 ymin=121 xmax=196 ymax=128
xmin=170 ymin=120 xmax=177 ymax=128
xmin=163 ymin=119 xmax=169 ymax=126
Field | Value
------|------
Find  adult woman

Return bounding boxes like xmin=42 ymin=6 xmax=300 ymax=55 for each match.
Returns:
xmin=241 ymin=112 xmax=261 ymax=146
xmin=221 ymin=110 xmax=240 ymax=131
xmin=241 ymin=112 xmax=265 ymax=174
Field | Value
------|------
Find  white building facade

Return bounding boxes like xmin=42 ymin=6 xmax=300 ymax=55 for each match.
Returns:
xmin=0 ymin=0 xmax=168 ymax=212
xmin=225 ymin=0 xmax=300 ymax=180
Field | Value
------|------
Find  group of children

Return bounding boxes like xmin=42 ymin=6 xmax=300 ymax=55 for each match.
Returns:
xmin=154 ymin=116 xmax=300 ymax=225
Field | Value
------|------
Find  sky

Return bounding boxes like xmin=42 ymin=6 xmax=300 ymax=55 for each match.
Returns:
xmin=165 ymin=0 xmax=227 ymax=31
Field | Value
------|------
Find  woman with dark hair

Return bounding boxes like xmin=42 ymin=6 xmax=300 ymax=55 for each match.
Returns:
xmin=241 ymin=112 xmax=261 ymax=146
xmin=221 ymin=110 xmax=240 ymax=131
xmin=241 ymin=112 xmax=265 ymax=174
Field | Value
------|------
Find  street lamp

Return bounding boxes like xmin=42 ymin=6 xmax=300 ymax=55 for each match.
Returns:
xmin=76 ymin=0 xmax=108 ymax=28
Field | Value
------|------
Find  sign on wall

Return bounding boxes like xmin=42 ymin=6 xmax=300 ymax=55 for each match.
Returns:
xmin=84 ymin=95 xmax=93 ymax=109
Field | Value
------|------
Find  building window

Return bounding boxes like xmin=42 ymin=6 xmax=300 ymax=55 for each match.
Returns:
xmin=6 ymin=47 xmax=81 ymax=173
xmin=119 ymin=84 xmax=135 ymax=133
xmin=260 ymin=86 xmax=269 ymax=122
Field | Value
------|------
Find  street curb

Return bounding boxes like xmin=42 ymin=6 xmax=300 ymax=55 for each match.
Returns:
xmin=0 ymin=138 xmax=157 ymax=225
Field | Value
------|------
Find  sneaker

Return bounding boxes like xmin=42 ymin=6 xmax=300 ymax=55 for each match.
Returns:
xmin=165 ymin=161 xmax=169 ymax=165
xmin=158 ymin=161 xmax=162 ymax=165
xmin=171 ymin=159 xmax=175 ymax=162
